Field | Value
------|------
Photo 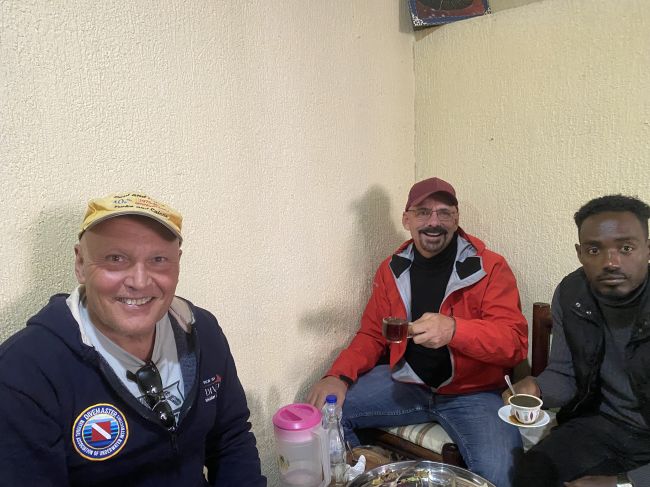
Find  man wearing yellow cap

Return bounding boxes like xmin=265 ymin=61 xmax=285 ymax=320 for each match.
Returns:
xmin=0 ymin=192 xmax=266 ymax=486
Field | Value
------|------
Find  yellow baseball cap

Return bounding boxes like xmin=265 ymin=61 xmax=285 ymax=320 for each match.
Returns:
xmin=79 ymin=192 xmax=183 ymax=243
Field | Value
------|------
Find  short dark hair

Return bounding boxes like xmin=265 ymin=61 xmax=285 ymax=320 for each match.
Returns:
xmin=574 ymin=194 xmax=650 ymax=236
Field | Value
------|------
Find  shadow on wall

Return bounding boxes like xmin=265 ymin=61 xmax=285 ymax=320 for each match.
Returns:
xmin=398 ymin=0 xmax=417 ymax=34
xmin=293 ymin=185 xmax=406 ymax=404
xmin=1 ymin=205 xmax=79 ymax=341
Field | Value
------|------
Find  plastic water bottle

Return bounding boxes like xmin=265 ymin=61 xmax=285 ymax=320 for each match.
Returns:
xmin=322 ymin=394 xmax=346 ymax=485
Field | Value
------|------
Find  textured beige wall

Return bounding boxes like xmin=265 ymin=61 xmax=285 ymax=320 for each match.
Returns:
xmin=1 ymin=2 xmax=414 ymax=484
xmin=415 ymin=0 xmax=650 ymax=328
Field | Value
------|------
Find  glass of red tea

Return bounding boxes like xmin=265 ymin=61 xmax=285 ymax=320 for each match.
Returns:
xmin=382 ymin=317 xmax=412 ymax=343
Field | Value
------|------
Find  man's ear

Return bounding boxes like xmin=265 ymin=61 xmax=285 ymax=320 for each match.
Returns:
xmin=575 ymin=243 xmax=583 ymax=264
xmin=74 ymin=244 xmax=86 ymax=284
xmin=402 ymin=212 xmax=410 ymax=231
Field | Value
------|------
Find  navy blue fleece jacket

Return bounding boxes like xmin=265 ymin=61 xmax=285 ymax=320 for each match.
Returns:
xmin=0 ymin=294 xmax=266 ymax=486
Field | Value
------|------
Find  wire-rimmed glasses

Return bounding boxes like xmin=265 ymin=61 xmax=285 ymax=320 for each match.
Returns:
xmin=405 ymin=207 xmax=456 ymax=223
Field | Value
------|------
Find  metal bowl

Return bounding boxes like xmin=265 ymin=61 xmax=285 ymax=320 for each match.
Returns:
xmin=348 ymin=460 xmax=495 ymax=487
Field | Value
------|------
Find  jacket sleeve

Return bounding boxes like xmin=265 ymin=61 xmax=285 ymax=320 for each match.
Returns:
xmin=0 ymin=373 xmax=69 ymax=486
xmin=204 ymin=333 xmax=266 ymax=486
xmin=325 ymin=264 xmax=390 ymax=382
xmin=449 ymin=256 xmax=528 ymax=367
xmin=534 ymin=286 xmax=578 ymax=408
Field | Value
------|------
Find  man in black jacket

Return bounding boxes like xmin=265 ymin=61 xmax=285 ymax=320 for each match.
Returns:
xmin=508 ymin=194 xmax=650 ymax=487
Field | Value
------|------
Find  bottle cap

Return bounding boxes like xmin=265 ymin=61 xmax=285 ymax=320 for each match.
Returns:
xmin=325 ymin=394 xmax=337 ymax=404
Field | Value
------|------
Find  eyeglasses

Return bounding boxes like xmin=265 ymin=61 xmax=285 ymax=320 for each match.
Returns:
xmin=406 ymin=207 xmax=456 ymax=223
xmin=127 ymin=361 xmax=177 ymax=431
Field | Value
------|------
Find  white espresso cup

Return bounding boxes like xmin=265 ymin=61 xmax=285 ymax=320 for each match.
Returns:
xmin=508 ymin=394 xmax=543 ymax=424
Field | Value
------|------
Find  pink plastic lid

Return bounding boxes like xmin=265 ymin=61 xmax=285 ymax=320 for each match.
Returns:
xmin=272 ymin=403 xmax=322 ymax=431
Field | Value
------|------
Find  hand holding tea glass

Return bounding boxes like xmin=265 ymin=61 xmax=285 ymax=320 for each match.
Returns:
xmin=408 ymin=312 xmax=456 ymax=349
xmin=382 ymin=313 xmax=456 ymax=347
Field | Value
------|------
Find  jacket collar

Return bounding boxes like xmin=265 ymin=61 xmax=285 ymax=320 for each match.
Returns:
xmin=567 ymin=267 xmax=650 ymax=342
xmin=390 ymin=227 xmax=485 ymax=284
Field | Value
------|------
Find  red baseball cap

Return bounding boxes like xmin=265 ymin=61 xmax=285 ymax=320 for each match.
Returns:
xmin=405 ymin=177 xmax=458 ymax=211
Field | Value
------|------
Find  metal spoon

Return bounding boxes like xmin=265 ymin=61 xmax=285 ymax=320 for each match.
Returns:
xmin=504 ymin=374 xmax=516 ymax=397
xmin=346 ymin=440 xmax=357 ymax=462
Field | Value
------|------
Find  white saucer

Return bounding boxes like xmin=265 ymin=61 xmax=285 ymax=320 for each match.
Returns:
xmin=498 ymin=405 xmax=550 ymax=428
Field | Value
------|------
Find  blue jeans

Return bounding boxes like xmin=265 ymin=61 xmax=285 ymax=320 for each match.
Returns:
xmin=342 ymin=365 xmax=522 ymax=487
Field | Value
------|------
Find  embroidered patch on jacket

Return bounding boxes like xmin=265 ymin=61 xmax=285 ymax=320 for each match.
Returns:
xmin=202 ymin=374 xmax=222 ymax=403
xmin=72 ymin=403 xmax=129 ymax=461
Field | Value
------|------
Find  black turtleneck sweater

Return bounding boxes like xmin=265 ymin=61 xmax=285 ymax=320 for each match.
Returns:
xmin=404 ymin=233 xmax=458 ymax=388
xmin=595 ymin=277 xmax=648 ymax=427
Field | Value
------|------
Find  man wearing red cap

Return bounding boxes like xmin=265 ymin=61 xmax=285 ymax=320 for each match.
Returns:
xmin=308 ymin=177 xmax=527 ymax=487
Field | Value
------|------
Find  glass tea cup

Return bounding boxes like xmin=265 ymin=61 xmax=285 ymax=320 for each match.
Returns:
xmin=382 ymin=317 xmax=413 ymax=343
xmin=426 ymin=465 xmax=457 ymax=486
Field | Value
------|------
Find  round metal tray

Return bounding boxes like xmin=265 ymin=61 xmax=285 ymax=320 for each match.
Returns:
xmin=348 ymin=460 xmax=495 ymax=487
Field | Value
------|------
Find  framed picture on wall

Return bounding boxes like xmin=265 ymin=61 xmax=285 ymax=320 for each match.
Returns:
xmin=408 ymin=0 xmax=490 ymax=27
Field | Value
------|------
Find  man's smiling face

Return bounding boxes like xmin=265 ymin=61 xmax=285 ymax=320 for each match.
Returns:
xmin=402 ymin=194 xmax=459 ymax=258
xmin=74 ymin=215 xmax=181 ymax=351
